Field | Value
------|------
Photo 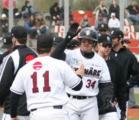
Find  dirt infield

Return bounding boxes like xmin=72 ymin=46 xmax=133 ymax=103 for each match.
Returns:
xmin=128 ymin=108 xmax=139 ymax=119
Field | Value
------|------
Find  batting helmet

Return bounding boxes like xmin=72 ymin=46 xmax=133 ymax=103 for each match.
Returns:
xmin=78 ymin=27 xmax=98 ymax=42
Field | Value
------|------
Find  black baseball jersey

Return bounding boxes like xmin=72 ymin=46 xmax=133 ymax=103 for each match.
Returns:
xmin=0 ymin=45 xmax=37 ymax=115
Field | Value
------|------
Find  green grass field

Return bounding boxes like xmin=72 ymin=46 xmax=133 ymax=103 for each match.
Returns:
xmin=129 ymin=93 xmax=139 ymax=120
xmin=136 ymin=93 xmax=139 ymax=104
xmin=128 ymin=114 xmax=139 ymax=120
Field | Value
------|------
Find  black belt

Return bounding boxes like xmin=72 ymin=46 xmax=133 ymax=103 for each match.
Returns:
xmin=30 ymin=105 xmax=63 ymax=112
xmin=67 ymin=93 xmax=93 ymax=100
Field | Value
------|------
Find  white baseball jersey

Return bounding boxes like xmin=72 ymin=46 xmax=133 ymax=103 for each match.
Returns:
xmin=65 ymin=48 xmax=111 ymax=96
xmin=10 ymin=56 xmax=81 ymax=111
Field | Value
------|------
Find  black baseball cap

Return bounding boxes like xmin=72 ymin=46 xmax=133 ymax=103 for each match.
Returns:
xmin=11 ymin=26 xmax=27 ymax=39
xmin=111 ymin=30 xmax=124 ymax=39
xmin=98 ymin=23 xmax=108 ymax=32
xmin=37 ymin=33 xmax=54 ymax=50
xmin=2 ymin=33 xmax=12 ymax=48
xmin=98 ymin=34 xmax=112 ymax=44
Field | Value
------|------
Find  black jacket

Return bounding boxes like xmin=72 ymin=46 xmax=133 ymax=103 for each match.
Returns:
xmin=0 ymin=50 xmax=12 ymax=64
xmin=0 ymin=45 xmax=37 ymax=115
xmin=97 ymin=57 xmax=126 ymax=114
xmin=97 ymin=82 xmax=116 ymax=114
xmin=110 ymin=47 xmax=139 ymax=100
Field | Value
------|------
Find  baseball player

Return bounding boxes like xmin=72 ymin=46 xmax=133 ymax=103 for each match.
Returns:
xmin=0 ymin=26 xmax=37 ymax=120
xmin=97 ymin=34 xmax=126 ymax=120
xmin=110 ymin=29 xmax=139 ymax=120
xmin=10 ymin=33 xmax=84 ymax=120
xmin=51 ymin=27 xmax=111 ymax=120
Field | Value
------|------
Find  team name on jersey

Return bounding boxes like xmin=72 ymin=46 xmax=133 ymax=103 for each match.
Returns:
xmin=75 ymin=67 xmax=101 ymax=77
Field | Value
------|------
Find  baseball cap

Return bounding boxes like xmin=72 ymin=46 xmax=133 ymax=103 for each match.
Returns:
xmin=111 ymin=30 xmax=124 ymax=39
xmin=98 ymin=34 xmax=112 ymax=44
xmin=11 ymin=26 xmax=27 ymax=39
xmin=37 ymin=33 xmax=54 ymax=50
xmin=1 ymin=33 xmax=12 ymax=49
xmin=98 ymin=23 xmax=108 ymax=32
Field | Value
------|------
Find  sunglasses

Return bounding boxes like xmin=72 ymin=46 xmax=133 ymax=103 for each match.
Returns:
xmin=101 ymin=43 xmax=112 ymax=48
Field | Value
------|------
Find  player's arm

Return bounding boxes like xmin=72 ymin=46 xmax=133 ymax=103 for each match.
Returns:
xmin=129 ymin=56 xmax=139 ymax=82
xmin=63 ymin=62 xmax=84 ymax=91
xmin=10 ymin=92 xmax=21 ymax=119
xmin=116 ymin=63 xmax=127 ymax=113
xmin=10 ymin=68 xmax=24 ymax=119
xmin=98 ymin=60 xmax=114 ymax=113
xmin=72 ymin=64 xmax=84 ymax=90
xmin=51 ymin=23 xmax=79 ymax=60
xmin=72 ymin=77 xmax=83 ymax=91
xmin=0 ymin=57 xmax=14 ymax=106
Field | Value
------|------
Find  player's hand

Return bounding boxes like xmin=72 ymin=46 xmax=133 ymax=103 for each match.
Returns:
xmin=66 ymin=22 xmax=79 ymax=40
xmin=75 ymin=64 xmax=84 ymax=77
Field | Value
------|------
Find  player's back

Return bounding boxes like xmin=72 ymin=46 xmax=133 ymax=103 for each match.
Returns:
xmin=13 ymin=56 xmax=80 ymax=111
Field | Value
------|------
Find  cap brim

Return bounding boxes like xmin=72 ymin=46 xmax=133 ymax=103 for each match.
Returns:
xmin=79 ymin=37 xmax=97 ymax=42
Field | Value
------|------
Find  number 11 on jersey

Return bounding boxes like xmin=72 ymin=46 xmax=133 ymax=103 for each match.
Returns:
xmin=31 ymin=71 xmax=51 ymax=93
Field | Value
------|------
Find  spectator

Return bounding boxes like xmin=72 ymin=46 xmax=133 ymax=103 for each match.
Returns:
xmin=24 ymin=14 xmax=36 ymax=32
xmin=109 ymin=0 xmax=120 ymax=19
xmin=80 ymin=15 xmax=91 ymax=28
xmin=21 ymin=0 xmax=34 ymax=18
xmin=94 ymin=0 xmax=109 ymax=27
xmin=108 ymin=13 xmax=120 ymax=31
xmin=0 ymin=13 xmax=9 ymax=35
xmin=126 ymin=1 xmax=139 ymax=25
xmin=34 ymin=14 xmax=49 ymax=35
xmin=49 ymin=2 xmax=61 ymax=26
xmin=26 ymin=13 xmax=49 ymax=39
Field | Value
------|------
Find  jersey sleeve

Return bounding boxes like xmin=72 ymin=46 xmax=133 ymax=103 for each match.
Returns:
xmin=100 ymin=60 xmax=111 ymax=83
xmin=10 ymin=68 xmax=25 ymax=95
xmin=62 ymin=62 xmax=81 ymax=89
